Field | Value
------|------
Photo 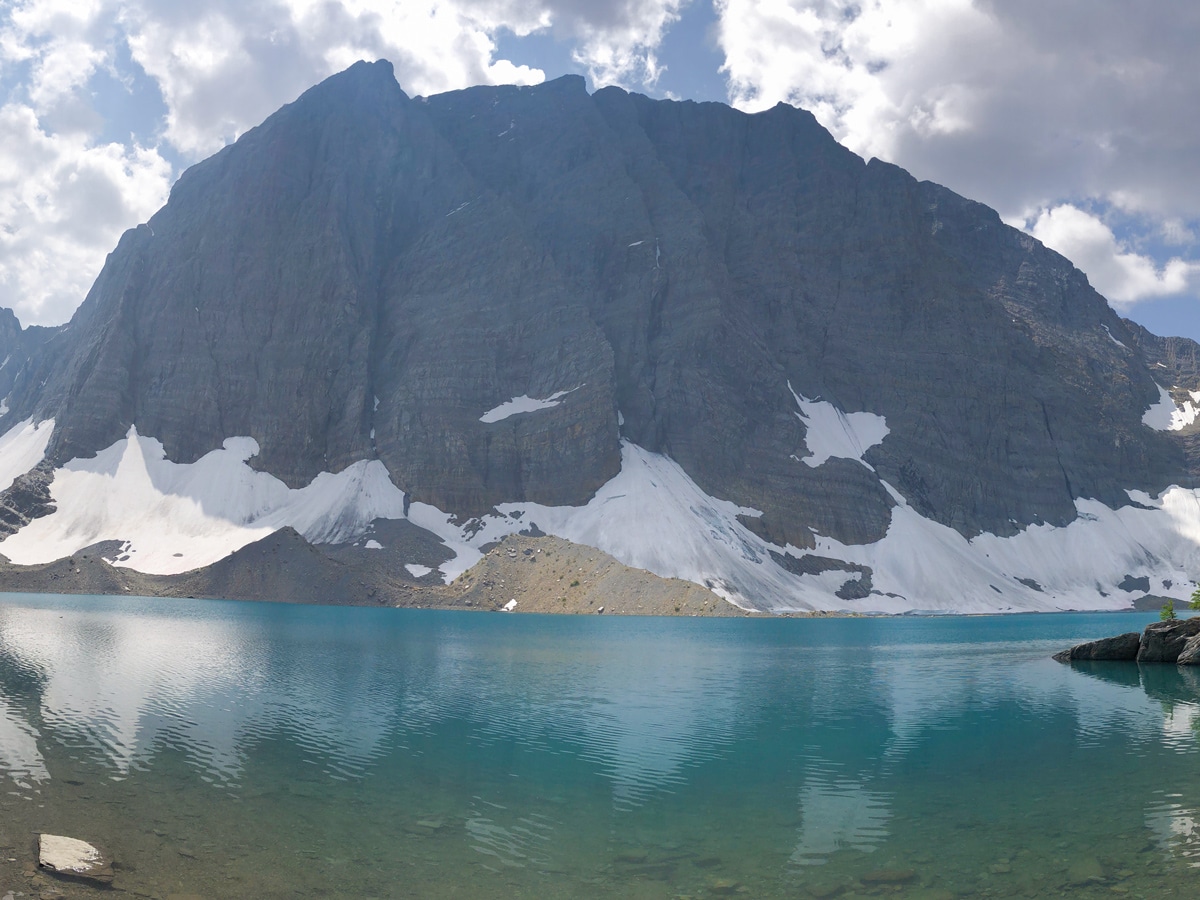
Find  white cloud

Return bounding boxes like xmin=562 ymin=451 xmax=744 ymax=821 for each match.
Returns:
xmin=116 ymin=0 xmax=692 ymax=158
xmin=715 ymin=0 xmax=995 ymax=160
xmin=564 ymin=0 xmax=689 ymax=89
xmin=0 ymin=101 xmax=173 ymax=324
xmin=120 ymin=1 xmax=554 ymax=157
xmin=714 ymin=0 xmax=1200 ymax=309
xmin=0 ymin=1 xmax=173 ymax=325
xmin=1161 ymin=218 xmax=1196 ymax=247
xmin=1029 ymin=205 xmax=1197 ymax=307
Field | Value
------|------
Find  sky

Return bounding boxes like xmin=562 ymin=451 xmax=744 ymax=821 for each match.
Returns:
xmin=1 ymin=1 xmax=1200 ymax=344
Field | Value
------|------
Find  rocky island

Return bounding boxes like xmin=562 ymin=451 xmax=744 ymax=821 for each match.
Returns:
xmin=1054 ymin=617 xmax=1200 ymax=664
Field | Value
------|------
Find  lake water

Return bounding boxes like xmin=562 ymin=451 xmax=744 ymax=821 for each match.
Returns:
xmin=0 ymin=595 xmax=1197 ymax=898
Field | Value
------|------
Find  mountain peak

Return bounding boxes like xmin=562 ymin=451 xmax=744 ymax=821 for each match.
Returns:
xmin=0 ymin=60 xmax=1195 ymax=613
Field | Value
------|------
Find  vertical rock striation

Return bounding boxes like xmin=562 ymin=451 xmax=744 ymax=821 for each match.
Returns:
xmin=0 ymin=59 xmax=1192 ymax=555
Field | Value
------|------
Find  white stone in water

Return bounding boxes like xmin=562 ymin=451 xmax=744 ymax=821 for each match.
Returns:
xmin=38 ymin=834 xmax=113 ymax=882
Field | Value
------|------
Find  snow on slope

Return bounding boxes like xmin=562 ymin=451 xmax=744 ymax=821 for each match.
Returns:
xmin=0 ymin=418 xmax=53 ymax=492
xmin=788 ymin=383 xmax=888 ymax=467
xmin=5 ymin=417 xmax=1200 ymax=612
xmin=402 ymin=441 xmax=1200 ymax=614
xmin=0 ymin=426 xmax=405 ymax=574
xmin=1142 ymin=385 xmax=1200 ymax=431
xmin=479 ymin=386 xmax=582 ymax=423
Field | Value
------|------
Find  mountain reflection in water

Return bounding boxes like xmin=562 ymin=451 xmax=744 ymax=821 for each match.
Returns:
xmin=0 ymin=595 xmax=1197 ymax=898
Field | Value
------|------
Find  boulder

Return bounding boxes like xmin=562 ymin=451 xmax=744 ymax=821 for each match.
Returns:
xmin=1178 ymin=633 xmax=1200 ymax=666
xmin=1137 ymin=618 xmax=1200 ymax=663
xmin=1052 ymin=632 xmax=1141 ymax=662
xmin=38 ymin=834 xmax=113 ymax=883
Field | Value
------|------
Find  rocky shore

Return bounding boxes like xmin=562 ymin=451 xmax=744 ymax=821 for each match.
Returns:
xmin=1 ymin=532 xmax=846 ymax=617
xmin=1054 ymin=616 xmax=1200 ymax=664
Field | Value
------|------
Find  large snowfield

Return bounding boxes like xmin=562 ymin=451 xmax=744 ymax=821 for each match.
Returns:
xmin=3 ymin=382 xmax=1200 ymax=612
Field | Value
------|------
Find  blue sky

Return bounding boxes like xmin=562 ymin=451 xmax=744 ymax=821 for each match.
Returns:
xmin=1 ymin=0 xmax=1199 ymax=344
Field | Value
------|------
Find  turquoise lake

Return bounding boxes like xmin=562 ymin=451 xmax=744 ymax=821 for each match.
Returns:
xmin=0 ymin=595 xmax=1197 ymax=898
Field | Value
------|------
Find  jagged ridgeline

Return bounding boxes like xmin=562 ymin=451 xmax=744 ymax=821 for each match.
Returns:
xmin=1 ymin=58 xmax=1199 ymax=613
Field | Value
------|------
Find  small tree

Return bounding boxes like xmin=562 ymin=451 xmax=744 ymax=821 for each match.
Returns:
xmin=1161 ymin=600 xmax=1177 ymax=621
xmin=1191 ymin=585 xmax=1200 ymax=610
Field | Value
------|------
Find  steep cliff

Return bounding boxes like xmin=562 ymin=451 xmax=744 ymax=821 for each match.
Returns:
xmin=0 ymin=60 xmax=1196 ymax=612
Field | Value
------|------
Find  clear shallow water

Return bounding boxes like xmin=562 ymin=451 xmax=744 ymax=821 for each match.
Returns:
xmin=0 ymin=597 xmax=1197 ymax=898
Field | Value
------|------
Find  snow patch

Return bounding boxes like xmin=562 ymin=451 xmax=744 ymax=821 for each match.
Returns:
xmin=1143 ymin=385 xmax=1200 ymax=431
xmin=480 ymin=385 xmax=583 ymax=423
xmin=808 ymin=480 xmax=1200 ymax=613
xmin=364 ymin=539 xmax=383 ymax=550
xmin=395 ymin=437 xmax=1200 ymax=614
xmin=0 ymin=397 xmax=8 ymax=416
xmin=0 ymin=426 xmax=405 ymax=575
xmin=788 ymin=383 xmax=889 ymax=468
xmin=405 ymin=441 xmax=805 ymax=603
xmin=8 ymin=417 xmax=1200 ymax=614
xmin=0 ymin=418 xmax=53 ymax=493
xmin=1102 ymin=324 xmax=1127 ymax=349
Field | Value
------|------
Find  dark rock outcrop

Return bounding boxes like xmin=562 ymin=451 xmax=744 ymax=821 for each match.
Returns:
xmin=1056 ymin=619 xmax=1200 ymax=665
xmin=1178 ymin=635 xmax=1200 ymax=665
xmin=1118 ymin=574 xmax=1151 ymax=593
xmin=1138 ymin=617 xmax=1200 ymax=663
xmin=1052 ymin=632 xmax=1141 ymax=662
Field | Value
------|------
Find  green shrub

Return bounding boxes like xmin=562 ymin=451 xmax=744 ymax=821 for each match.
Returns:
xmin=1161 ymin=600 xmax=1177 ymax=621
xmin=1191 ymin=585 xmax=1200 ymax=610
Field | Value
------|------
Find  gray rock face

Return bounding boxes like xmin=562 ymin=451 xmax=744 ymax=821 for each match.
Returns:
xmin=1053 ymin=632 xmax=1142 ymax=662
xmin=1137 ymin=618 xmax=1200 ymax=663
xmin=1178 ymin=634 xmax=1200 ymax=666
xmin=0 ymin=60 xmax=1194 ymax=548
xmin=0 ymin=308 xmax=58 ymax=421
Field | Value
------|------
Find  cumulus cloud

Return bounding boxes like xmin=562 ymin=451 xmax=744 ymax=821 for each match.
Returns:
xmin=120 ymin=0 xmax=554 ymax=157
xmin=713 ymin=1 xmax=1200 ymax=307
xmin=0 ymin=1 xmax=173 ymax=325
xmin=714 ymin=1 xmax=1200 ymax=219
xmin=0 ymin=103 xmax=173 ymax=324
xmin=559 ymin=0 xmax=690 ymax=89
xmin=1030 ymin=205 xmax=1196 ymax=307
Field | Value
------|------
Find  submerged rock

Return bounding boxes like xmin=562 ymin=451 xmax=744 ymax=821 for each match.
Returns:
xmin=1053 ymin=632 xmax=1141 ymax=662
xmin=860 ymin=868 xmax=917 ymax=884
xmin=37 ymin=834 xmax=113 ymax=883
xmin=1065 ymin=856 xmax=1105 ymax=886
xmin=1137 ymin=618 xmax=1200 ymax=663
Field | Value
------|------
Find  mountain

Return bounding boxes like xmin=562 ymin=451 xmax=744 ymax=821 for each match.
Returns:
xmin=1 ymin=58 xmax=1199 ymax=613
